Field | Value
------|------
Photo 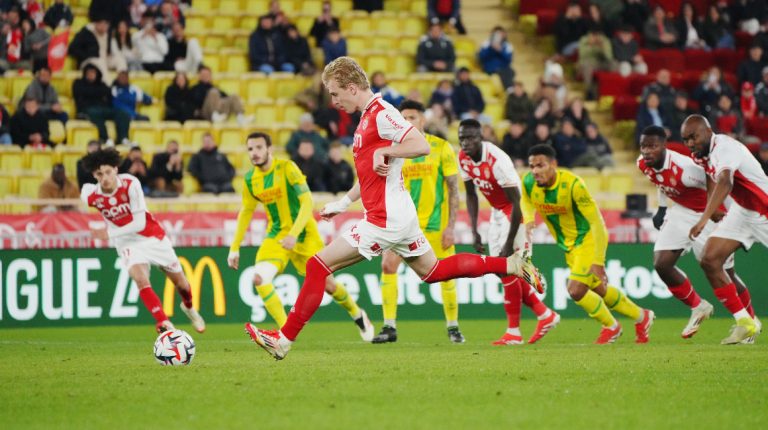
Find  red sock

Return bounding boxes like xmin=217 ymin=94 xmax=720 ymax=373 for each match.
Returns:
xmin=668 ymin=278 xmax=701 ymax=309
xmin=281 ymin=256 xmax=332 ymax=341
xmin=738 ymin=288 xmax=756 ymax=318
xmin=139 ymin=286 xmax=168 ymax=323
xmin=521 ymin=281 xmax=549 ymax=317
xmin=176 ymin=285 xmax=193 ymax=308
xmin=422 ymin=254 xmax=507 ymax=283
xmin=502 ymin=277 xmax=522 ymax=329
xmin=713 ymin=283 xmax=745 ymax=316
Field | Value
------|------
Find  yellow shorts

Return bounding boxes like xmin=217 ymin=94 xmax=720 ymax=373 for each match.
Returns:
xmin=425 ymin=230 xmax=455 ymax=259
xmin=565 ymin=244 xmax=604 ymax=289
xmin=255 ymin=234 xmax=324 ymax=276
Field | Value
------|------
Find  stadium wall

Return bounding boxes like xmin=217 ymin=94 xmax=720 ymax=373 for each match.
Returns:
xmin=1 ymin=244 xmax=766 ymax=327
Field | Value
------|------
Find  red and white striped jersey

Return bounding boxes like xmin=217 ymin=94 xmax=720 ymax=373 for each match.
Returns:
xmin=458 ymin=141 xmax=520 ymax=217
xmin=81 ymin=174 xmax=165 ymax=244
xmin=705 ymin=133 xmax=768 ymax=216
xmin=637 ymin=150 xmax=708 ymax=212
xmin=353 ymin=93 xmax=418 ymax=229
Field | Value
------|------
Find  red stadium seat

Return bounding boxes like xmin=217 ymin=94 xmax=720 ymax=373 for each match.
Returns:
xmin=684 ymin=49 xmax=715 ymax=72
xmin=520 ymin=0 xmax=572 ymax=15
xmin=613 ymin=95 xmax=640 ymax=120
xmin=629 ymin=73 xmax=657 ymax=96
xmin=649 ymin=0 xmax=683 ymax=14
xmin=641 ymin=48 xmax=685 ymax=74
xmin=734 ymin=31 xmax=755 ymax=50
xmin=713 ymin=49 xmax=745 ymax=75
xmin=536 ymin=9 xmax=558 ymax=35
xmin=667 ymin=142 xmax=691 ymax=155
xmin=747 ymin=117 xmax=768 ymax=141
xmin=723 ymin=72 xmax=738 ymax=91
xmin=682 ymin=70 xmax=705 ymax=93
xmin=596 ymin=71 xmax=630 ymax=97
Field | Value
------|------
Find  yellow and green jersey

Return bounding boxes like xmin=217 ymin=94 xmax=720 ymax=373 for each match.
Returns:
xmin=401 ymin=133 xmax=458 ymax=232
xmin=231 ymin=158 xmax=318 ymax=251
xmin=520 ymin=169 xmax=608 ymax=263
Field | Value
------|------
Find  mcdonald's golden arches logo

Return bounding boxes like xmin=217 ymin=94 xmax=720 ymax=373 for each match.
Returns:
xmin=163 ymin=256 xmax=226 ymax=316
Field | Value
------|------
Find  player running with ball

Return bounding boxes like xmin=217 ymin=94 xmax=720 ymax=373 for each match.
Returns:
xmin=81 ymin=148 xmax=205 ymax=334
xmin=244 ymin=57 xmax=543 ymax=360
xmin=638 ymin=125 xmax=754 ymax=339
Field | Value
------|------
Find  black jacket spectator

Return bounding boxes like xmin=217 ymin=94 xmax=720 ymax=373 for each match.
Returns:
xmin=43 ymin=1 xmax=74 ymax=29
xmin=451 ymin=70 xmax=485 ymax=118
xmin=693 ymin=71 xmax=734 ymax=114
xmin=72 ymin=64 xmax=111 ymax=112
xmin=324 ymin=157 xmax=354 ymax=194
xmin=501 ymin=124 xmax=531 ymax=166
xmin=188 ymin=144 xmax=235 ymax=194
xmin=561 ymin=100 xmax=592 ymax=135
xmin=164 ymin=73 xmax=196 ymax=123
xmin=68 ymin=23 xmax=110 ymax=68
xmin=284 ymin=25 xmax=314 ymax=75
xmin=738 ymin=46 xmax=766 ymax=86
xmin=0 ymin=104 xmax=10 ymax=141
xmin=702 ymin=7 xmax=732 ymax=48
xmin=149 ymin=148 xmax=184 ymax=189
xmin=554 ymin=6 xmax=588 ymax=53
xmin=641 ymin=70 xmax=677 ymax=113
xmin=553 ymin=122 xmax=588 ymax=168
xmin=10 ymin=101 xmax=50 ymax=147
xmin=756 ymin=74 xmax=768 ymax=115
xmin=416 ymin=25 xmax=456 ymax=72
xmin=249 ymin=16 xmax=287 ymax=72
xmin=504 ymin=84 xmax=533 ymax=124
xmin=612 ymin=33 xmax=640 ymax=63
xmin=622 ymin=0 xmax=650 ymax=33
xmin=292 ymin=154 xmax=326 ymax=192
xmin=309 ymin=4 xmax=340 ymax=48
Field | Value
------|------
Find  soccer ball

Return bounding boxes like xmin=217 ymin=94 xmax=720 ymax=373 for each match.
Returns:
xmin=153 ymin=329 xmax=196 ymax=366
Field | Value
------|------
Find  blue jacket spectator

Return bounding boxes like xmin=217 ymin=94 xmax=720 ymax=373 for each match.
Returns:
xmin=249 ymin=15 xmax=294 ymax=74
xmin=111 ymin=71 xmax=152 ymax=120
xmin=478 ymin=26 xmax=514 ymax=89
xmin=321 ymin=28 xmax=347 ymax=65
xmin=370 ymin=71 xmax=404 ymax=108
xmin=553 ymin=120 xmax=588 ymax=168
xmin=451 ymin=68 xmax=485 ymax=120
xmin=635 ymin=92 xmax=666 ymax=142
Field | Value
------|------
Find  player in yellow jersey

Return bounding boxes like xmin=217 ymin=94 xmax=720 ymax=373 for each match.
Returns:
xmin=521 ymin=144 xmax=655 ymax=344
xmin=227 ymin=132 xmax=375 ymax=341
xmin=370 ymin=100 xmax=464 ymax=344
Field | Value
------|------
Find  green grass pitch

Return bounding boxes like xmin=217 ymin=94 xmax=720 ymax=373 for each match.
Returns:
xmin=1 ymin=318 xmax=767 ymax=429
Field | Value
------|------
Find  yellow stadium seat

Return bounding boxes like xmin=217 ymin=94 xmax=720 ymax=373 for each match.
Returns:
xmin=131 ymin=72 xmax=157 ymax=98
xmin=203 ymin=33 xmax=229 ymax=51
xmin=401 ymin=15 xmax=425 ymax=36
xmin=280 ymin=0 xmax=298 ymax=14
xmin=281 ymin=103 xmax=305 ymax=125
xmin=252 ymin=103 xmax=279 ymax=126
xmin=71 ymin=15 xmax=88 ymax=33
xmin=129 ymin=122 xmax=159 ymax=147
xmin=571 ymin=168 xmax=602 ymax=192
xmin=217 ymin=0 xmax=241 ymax=13
xmin=216 ymin=125 xmax=245 ymax=152
xmin=232 ymin=30 xmax=251 ymax=50
xmin=62 ymin=56 xmax=78 ymax=72
xmin=372 ymin=15 xmax=400 ymax=33
xmin=295 ymin=15 xmax=315 ymax=35
xmin=240 ymin=16 xmax=259 ymax=32
xmin=345 ymin=16 xmax=372 ymax=35
xmin=204 ymin=53 xmax=222 ymax=72
xmin=17 ymin=175 xmax=43 ymax=198
xmin=385 ymin=0 xmax=405 ymax=12
xmin=48 ymin=120 xmax=66 ymax=145
xmin=182 ymin=121 xmax=212 ymax=150
xmin=370 ymin=34 xmax=397 ymax=51
xmin=276 ymin=126 xmax=294 ymax=147
xmin=185 ymin=16 xmax=209 ymax=32
xmin=55 ymin=146 xmax=82 ymax=178
xmin=398 ymin=36 xmax=420 ymax=53
xmin=346 ymin=36 xmax=370 ymax=56
xmin=10 ymin=75 xmax=33 ymax=104
xmin=484 ymin=101 xmax=504 ymax=123
xmin=182 ymin=175 xmax=200 ymax=195
xmin=50 ymin=75 xmax=72 ymax=98
xmin=0 ymin=174 xmax=15 ymax=196
xmin=224 ymin=52 xmax=249 ymax=74
xmin=25 ymin=147 xmax=55 ymax=172
xmin=603 ymin=171 xmax=634 ymax=194
xmin=66 ymin=120 xmax=99 ymax=150
xmin=453 ymin=37 xmax=477 ymax=58
xmin=301 ymin=0 xmax=323 ymax=15
xmin=270 ymin=75 xmax=306 ymax=100
xmin=192 ymin=0 xmax=216 ymax=12
xmin=158 ymin=121 xmax=185 ymax=146
xmin=334 ymin=0 xmax=353 ymax=14
xmin=392 ymin=54 xmax=415 ymax=74
xmin=0 ymin=146 xmax=24 ymax=172
xmin=246 ymin=76 xmax=273 ymax=102
xmin=410 ymin=0 xmax=427 ymax=15
xmin=211 ymin=15 xmax=238 ymax=31
xmin=217 ymin=75 xmax=242 ymax=96
xmin=474 ymin=79 xmax=499 ymax=101
xmin=366 ymin=54 xmax=390 ymax=74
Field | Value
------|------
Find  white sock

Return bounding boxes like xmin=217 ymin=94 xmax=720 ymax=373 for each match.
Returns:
xmin=446 ymin=320 xmax=458 ymax=328
xmin=537 ymin=309 xmax=552 ymax=320
xmin=384 ymin=319 xmax=397 ymax=328
xmin=734 ymin=309 xmax=751 ymax=320
xmin=278 ymin=331 xmax=293 ymax=345
xmin=608 ymin=322 xmax=619 ymax=330
xmin=506 ymin=327 xmax=521 ymax=336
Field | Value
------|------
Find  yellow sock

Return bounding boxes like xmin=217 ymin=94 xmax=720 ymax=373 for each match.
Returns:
xmin=575 ymin=290 xmax=617 ymax=327
xmin=603 ymin=286 xmax=642 ymax=321
xmin=332 ymin=282 xmax=360 ymax=319
xmin=441 ymin=279 xmax=458 ymax=326
xmin=256 ymin=283 xmax=287 ymax=327
xmin=380 ymin=273 xmax=398 ymax=323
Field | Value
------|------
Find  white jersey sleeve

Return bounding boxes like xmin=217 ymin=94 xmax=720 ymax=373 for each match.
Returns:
xmin=710 ymin=134 xmax=744 ymax=181
xmin=459 ymin=157 xmax=471 ymax=182
xmin=80 ymin=183 xmax=96 ymax=205
xmin=125 ymin=175 xmax=148 ymax=213
xmin=488 ymin=143 xmax=520 ymax=188
xmin=375 ymin=107 xmax=414 ymax=144
xmin=673 ymin=153 xmax=708 ymax=190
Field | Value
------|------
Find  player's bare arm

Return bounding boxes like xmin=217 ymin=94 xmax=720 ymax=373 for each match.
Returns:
xmin=691 ymin=169 xmax=733 ymax=239
xmin=442 ymin=174 xmax=459 ymax=249
xmin=373 ymin=129 xmax=430 ymax=176
xmin=321 ymin=181 xmax=361 ymax=220
xmin=705 ymin=175 xmax=726 ymax=222
xmin=464 ymin=178 xmax=484 ymax=253
xmin=498 ymin=186 xmax=523 ymax=257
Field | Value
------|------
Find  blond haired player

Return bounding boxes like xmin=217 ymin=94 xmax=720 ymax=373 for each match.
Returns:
xmin=227 ymin=132 xmax=374 ymax=341
xmin=244 ymin=57 xmax=542 ymax=360
xmin=373 ymin=99 xmax=464 ymax=344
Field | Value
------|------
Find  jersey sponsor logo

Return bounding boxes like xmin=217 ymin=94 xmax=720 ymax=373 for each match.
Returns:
xmin=101 ymin=203 xmax=131 ymax=219
xmin=536 ymin=203 xmax=568 ymax=215
xmin=163 ymin=256 xmax=226 ymax=317
xmin=370 ymin=242 xmax=382 ymax=254
xmin=255 ymin=187 xmax=284 ymax=203
xmin=471 ymin=177 xmax=495 ymax=191
xmin=402 ymin=163 xmax=434 ymax=179
xmin=361 ymin=117 xmax=369 ymax=130
xmin=384 ymin=114 xmax=404 ymax=130
xmin=408 ymin=236 xmax=426 ymax=251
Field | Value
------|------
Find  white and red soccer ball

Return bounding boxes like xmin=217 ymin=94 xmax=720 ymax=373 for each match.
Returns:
xmin=153 ymin=329 xmax=196 ymax=366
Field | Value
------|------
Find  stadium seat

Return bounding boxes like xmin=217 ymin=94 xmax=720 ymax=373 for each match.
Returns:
xmin=280 ymin=103 xmax=304 ymax=125
xmin=25 ymin=148 xmax=55 ymax=172
xmin=372 ymin=12 xmax=401 ymax=33
xmin=182 ymin=121 xmax=211 ymax=150
xmin=271 ymin=74 xmax=307 ymax=100
xmin=192 ymin=0 xmax=215 ymax=12
xmin=17 ymin=174 xmax=43 ymax=198
xmin=602 ymin=170 xmax=634 ymax=195
xmin=0 ymin=174 xmax=15 ymax=196
xmin=9 ymin=74 xmax=33 ymax=104
xmin=0 ymin=146 xmax=23 ymax=173
xmin=294 ymin=15 xmax=315 ymax=35
xmin=571 ymin=167 xmax=602 ymax=192
xmin=55 ymin=146 xmax=83 ymax=177
xmin=683 ymin=49 xmax=715 ymax=72
xmin=246 ymin=76 xmax=274 ymax=102
xmin=131 ymin=72 xmax=157 ymax=99
xmin=159 ymin=121 xmax=185 ymax=146
xmin=204 ymin=52 xmax=223 ymax=73
xmin=276 ymin=125 xmax=294 ymax=147
xmin=50 ymin=75 xmax=72 ymax=98
xmin=713 ymin=49 xmax=745 ymax=74
xmin=334 ymin=0 xmax=354 ymax=14
xmin=203 ymin=33 xmax=229 ymax=51
xmin=641 ymin=48 xmax=685 ymax=74
xmin=66 ymin=120 xmax=99 ymax=150
xmin=344 ymin=16 xmax=372 ymax=35
xmin=484 ymin=101 xmax=504 ymax=122
xmin=216 ymin=125 xmax=245 ymax=152
xmin=185 ymin=15 xmax=209 ymax=32
xmin=612 ymin=96 xmax=640 ymax=121
xmin=596 ymin=71 xmax=630 ymax=97
xmin=301 ymin=0 xmax=323 ymax=15
xmin=536 ymin=9 xmax=558 ymax=36
xmin=49 ymin=120 xmax=66 ymax=145
xmin=398 ymin=37 xmax=420 ymax=53
xmin=223 ymin=51 xmax=249 ymax=74
xmin=401 ymin=14 xmax=425 ymax=36
xmin=182 ymin=175 xmax=201 ymax=195
xmin=453 ymin=37 xmax=477 ymax=59
xmin=409 ymin=0 xmax=427 ymax=14
xmin=366 ymin=54 xmax=391 ymax=74
xmin=392 ymin=54 xmax=416 ymax=75
xmin=211 ymin=15 xmax=238 ymax=30
xmin=747 ymin=117 xmax=768 ymax=141
xmin=251 ymin=102 xmax=279 ymax=126
xmin=346 ymin=36 xmax=370 ymax=55
xmin=129 ymin=122 xmax=159 ymax=147
xmin=240 ymin=16 xmax=259 ymax=32
xmin=629 ymin=73 xmax=658 ymax=97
